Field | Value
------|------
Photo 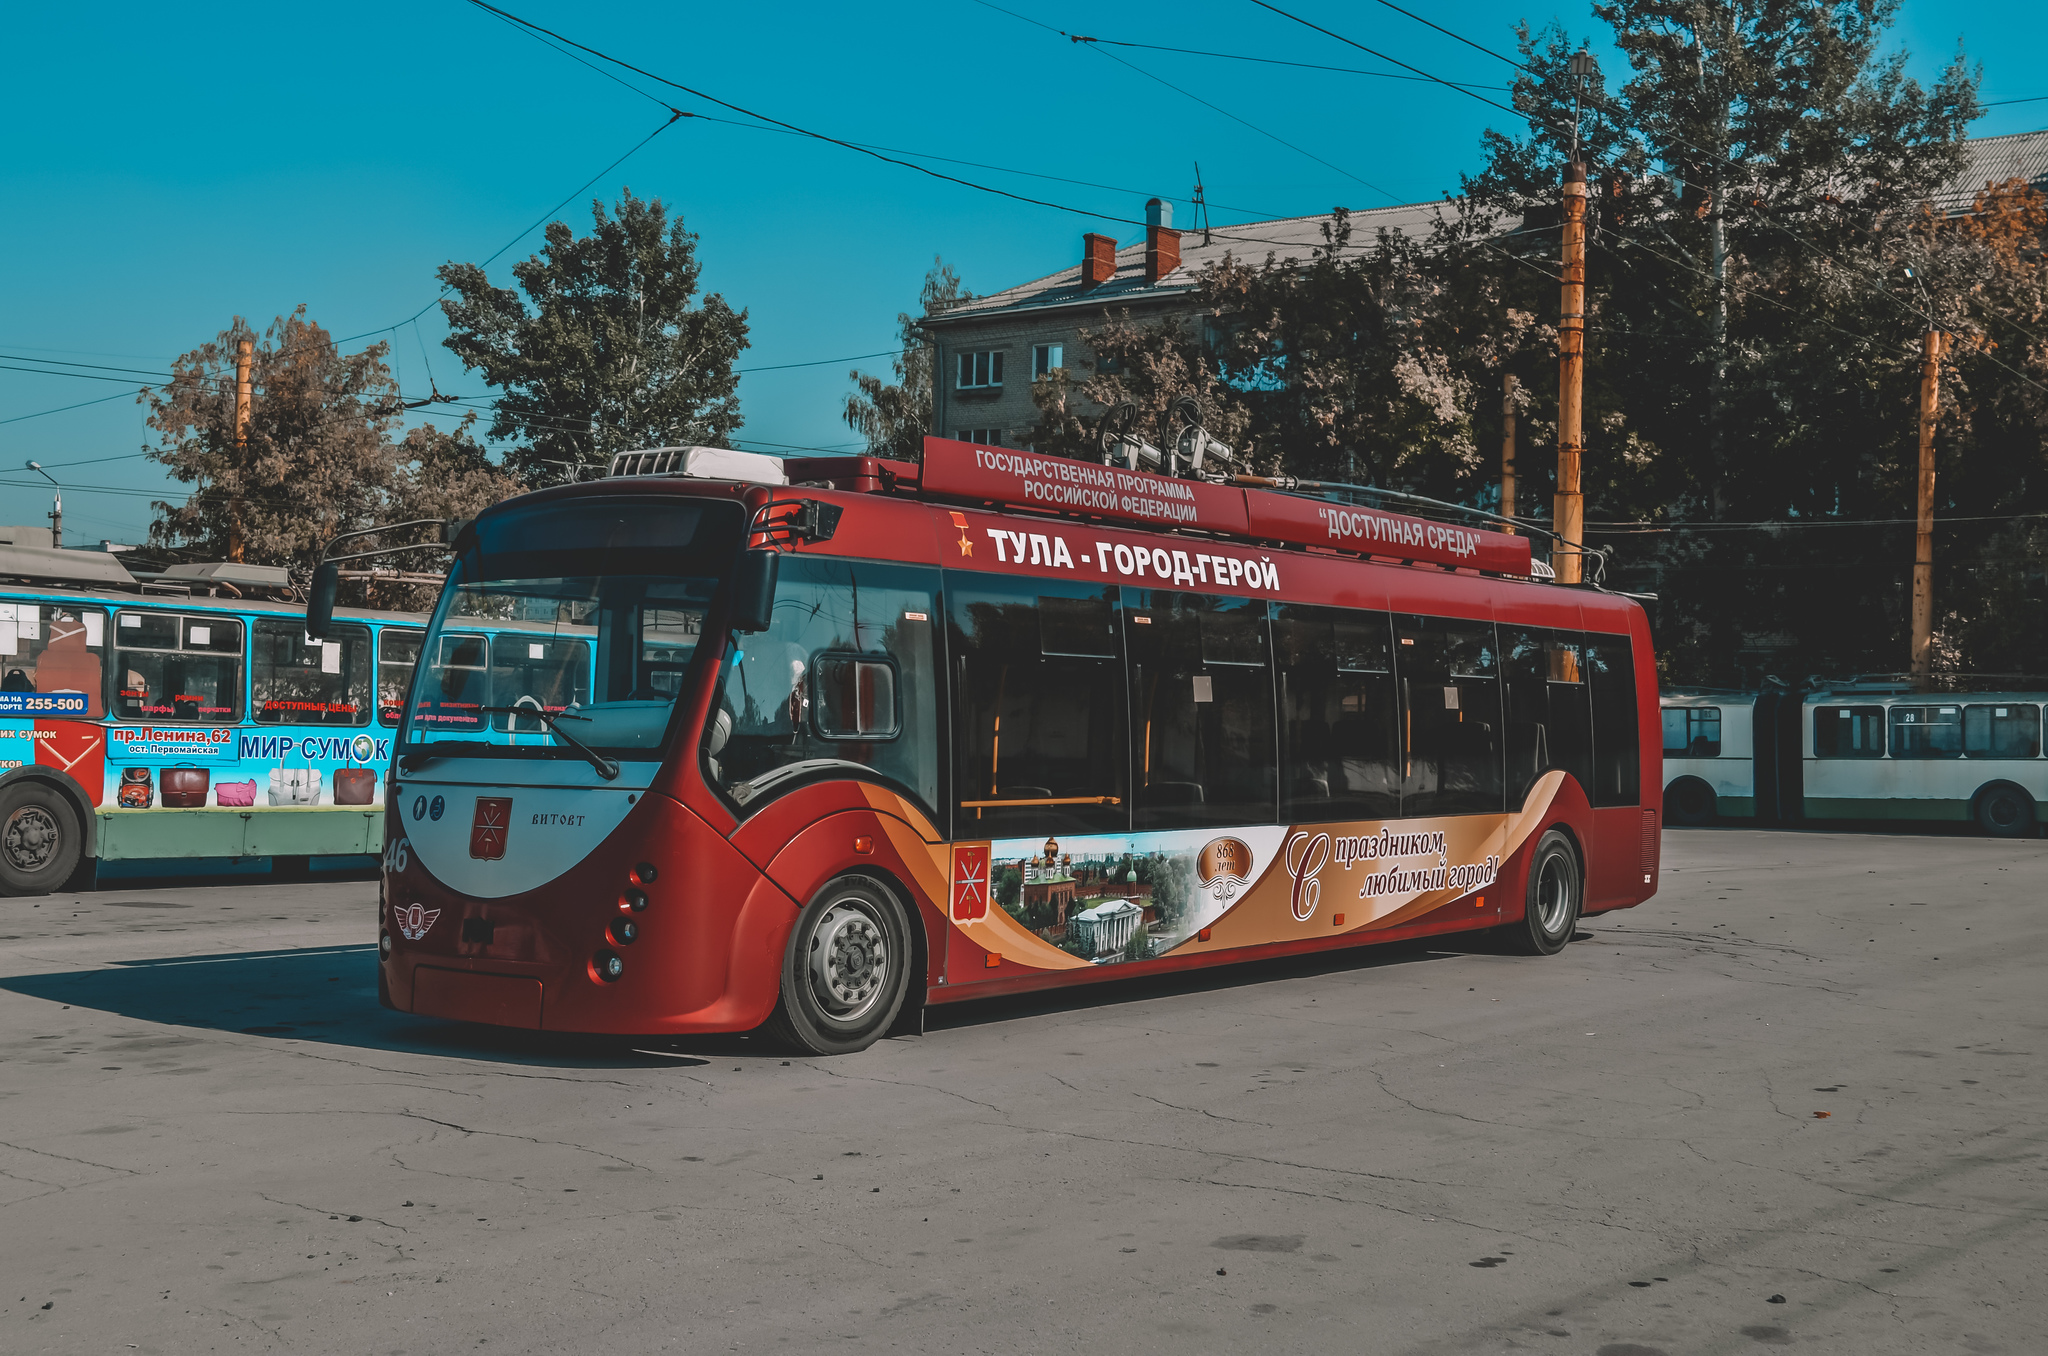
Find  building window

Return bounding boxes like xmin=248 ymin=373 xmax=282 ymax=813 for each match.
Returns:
xmin=957 ymin=350 xmax=1003 ymax=389
xmin=957 ymin=429 xmax=1004 ymax=447
xmin=1032 ymin=344 xmax=1064 ymax=378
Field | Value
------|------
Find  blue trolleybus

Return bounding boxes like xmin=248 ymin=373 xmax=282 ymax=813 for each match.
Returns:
xmin=0 ymin=537 xmax=442 ymax=893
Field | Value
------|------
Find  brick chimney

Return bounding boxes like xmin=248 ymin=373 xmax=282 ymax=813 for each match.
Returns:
xmin=1144 ymin=198 xmax=1180 ymax=283
xmin=1081 ymin=232 xmax=1116 ymax=287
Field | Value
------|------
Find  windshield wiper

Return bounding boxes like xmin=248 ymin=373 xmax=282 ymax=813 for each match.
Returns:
xmin=475 ymin=705 xmax=621 ymax=781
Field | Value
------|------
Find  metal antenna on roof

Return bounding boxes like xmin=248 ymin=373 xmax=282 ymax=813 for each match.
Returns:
xmin=1192 ymin=162 xmax=1212 ymax=246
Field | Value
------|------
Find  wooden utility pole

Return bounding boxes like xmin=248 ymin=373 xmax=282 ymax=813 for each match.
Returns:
xmin=1500 ymin=372 xmax=1518 ymax=531
xmin=1910 ymin=329 xmax=1945 ymax=686
xmin=1555 ymin=161 xmax=1588 ymax=583
xmin=231 ymin=336 xmax=252 ymax=563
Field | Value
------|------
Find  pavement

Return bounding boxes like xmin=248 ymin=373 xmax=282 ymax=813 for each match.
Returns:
xmin=0 ymin=827 xmax=2041 ymax=1355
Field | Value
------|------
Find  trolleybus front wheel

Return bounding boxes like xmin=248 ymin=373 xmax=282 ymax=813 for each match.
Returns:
xmin=1974 ymin=782 xmax=2036 ymax=839
xmin=0 ymin=781 xmax=82 ymax=898
xmin=767 ymin=875 xmax=914 ymax=1056
xmin=1504 ymin=829 xmax=1580 ymax=956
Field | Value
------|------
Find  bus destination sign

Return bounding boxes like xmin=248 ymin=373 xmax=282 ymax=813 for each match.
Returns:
xmin=920 ymin=436 xmax=1534 ymax=576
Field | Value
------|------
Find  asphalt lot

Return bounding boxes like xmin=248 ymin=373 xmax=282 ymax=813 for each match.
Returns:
xmin=1 ymin=828 xmax=2041 ymax=1355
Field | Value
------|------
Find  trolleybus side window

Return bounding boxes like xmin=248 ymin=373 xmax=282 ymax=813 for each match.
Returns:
xmin=0 ymin=602 xmax=108 ymax=718
xmin=1661 ymin=706 xmax=1721 ymax=757
xmin=710 ymin=556 xmax=942 ymax=820
xmin=1963 ymin=704 xmax=2040 ymax=759
xmin=1889 ymin=704 xmax=1963 ymax=759
xmin=112 ymin=611 xmax=243 ymax=722
xmin=1814 ymin=705 xmax=1884 ymax=758
xmin=252 ymin=619 xmax=371 ymax=726
xmin=377 ymin=629 xmax=423 ymax=726
xmin=1125 ymin=590 xmax=1278 ymax=830
xmin=1583 ymin=633 xmax=1640 ymax=806
xmin=489 ymin=634 xmax=593 ymax=734
xmin=414 ymin=632 xmax=490 ymax=734
xmin=1274 ymin=602 xmax=1398 ymax=822
xmin=948 ymin=576 xmax=1128 ymax=838
xmin=1502 ymin=627 xmax=1594 ymax=805
xmin=1397 ymin=616 xmax=1504 ymax=816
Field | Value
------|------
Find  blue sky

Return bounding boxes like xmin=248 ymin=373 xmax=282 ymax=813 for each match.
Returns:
xmin=2 ymin=0 xmax=2041 ymax=546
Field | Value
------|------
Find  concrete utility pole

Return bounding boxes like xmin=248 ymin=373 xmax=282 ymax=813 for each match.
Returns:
xmin=27 ymin=460 xmax=61 ymax=548
xmin=1555 ymin=161 xmax=1588 ymax=582
xmin=231 ymin=336 xmax=252 ymax=563
xmin=1500 ymin=372 xmax=1518 ymax=532
xmin=1910 ymin=329 xmax=1945 ymax=686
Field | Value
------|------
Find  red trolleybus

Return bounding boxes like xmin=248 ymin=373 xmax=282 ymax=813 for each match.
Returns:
xmin=344 ymin=439 xmax=1660 ymax=1054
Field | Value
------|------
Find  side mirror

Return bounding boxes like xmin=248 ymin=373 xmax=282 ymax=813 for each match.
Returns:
xmin=730 ymin=550 xmax=779 ymax=633
xmin=305 ymin=561 xmax=340 ymax=639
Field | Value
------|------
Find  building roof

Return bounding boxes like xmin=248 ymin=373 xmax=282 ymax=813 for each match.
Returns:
xmin=924 ymin=200 xmax=1453 ymax=329
xmin=930 ymin=130 xmax=2048 ymax=328
xmin=1073 ymin=898 xmax=1143 ymax=922
xmin=1930 ymin=128 xmax=2048 ymax=212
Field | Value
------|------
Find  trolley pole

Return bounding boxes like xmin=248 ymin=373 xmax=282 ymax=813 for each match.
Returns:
xmin=1554 ymin=161 xmax=1588 ymax=583
xmin=1910 ymin=328 xmax=1944 ymax=686
xmin=1500 ymin=372 xmax=1518 ymax=531
xmin=231 ymin=336 xmax=252 ymax=563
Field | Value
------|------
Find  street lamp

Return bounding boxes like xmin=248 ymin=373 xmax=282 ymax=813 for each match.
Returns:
xmin=1567 ymin=48 xmax=1598 ymax=163
xmin=25 ymin=461 xmax=61 ymax=548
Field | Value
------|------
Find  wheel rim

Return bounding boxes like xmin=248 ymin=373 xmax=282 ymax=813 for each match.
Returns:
xmin=2 ymin=805 xmax=61 ymax=874
xmin=806 ymin=897 xmax=890 ymax=1022
xmin=1535 ymin=853 xmax=1573 ymax=936
xmin=1989 ymin=794 xmax=2021 ymax=828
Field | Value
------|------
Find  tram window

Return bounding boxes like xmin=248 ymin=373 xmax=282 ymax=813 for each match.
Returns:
xmin=1814 ymin=705 xmax=1884 ymax=758
xmin=252 ymin=620 xmax=371 ymax=726
xmin=112 ymin=611 xmax=242 ymax=722
xmin=1397 ymin=616 xmax=1504 ymax=817
xmin=1889 ymin=704 xmax=1963 ymax=759
xmin=0 ymin=603 xmax=108 ymax=718
xmin=1503 ymin=627 xmax=1594 ymax=805
xmin=377 ymin=629 xmax=423 ymax=726
xmin=1274 ymin=603 xmax=1398 ymax=822
xmin=946 ymin=576 xmax=1127 ymax=838
xmin=1583 ymin=634 xmax=1640 ymax=805
xmin=713 ymin=557 xmax=942 ymax=821
xmin=489 ymin=635 xmax=593 ymax=734
xmin=1661 ymin=706 xmax=1721 ymax=757
xmin=1963 ymin=704 xmax=2040 ymax=759
xmin=1126 ymin=590 xmax=1277 ymax=830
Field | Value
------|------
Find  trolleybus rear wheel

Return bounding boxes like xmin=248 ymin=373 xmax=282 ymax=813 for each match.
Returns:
xmin=1974 ymin=782 xmax=2036 ymax=839
xmin=0 ymin=782 xmax=81 ymax=898
xmin=767 ymin=875 xmax=913 ymax=1056
xmin=1505 ymin=829 xmax=1580 ymax=956
xmin=1664 ymin=777 xmax=1716 ymax=827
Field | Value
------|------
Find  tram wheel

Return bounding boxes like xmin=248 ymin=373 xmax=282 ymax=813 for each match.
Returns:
xmin=766 ymin=874 xmax=914 ymax=1056
xmin=1664 ymin=777 xmax=1717 ymax=827
xmin=0 ymin=781 xmax=82 ymax=898
xmin=1503 ymin=829 xmax=1581 ymax=956
xmin=1974 ymin=783 xmax=2036 ymax=839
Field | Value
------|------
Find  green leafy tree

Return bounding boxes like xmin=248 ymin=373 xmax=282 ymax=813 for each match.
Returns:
xmin=844 ymin=259 xmax=968 ymax=459
xmin=438 ymin=190 xmax=749 ymax=486
xmin=143 ymin=308 xmax=403 ymax=571
xmin=1027 ymin=311 xmax=1252 ymax=464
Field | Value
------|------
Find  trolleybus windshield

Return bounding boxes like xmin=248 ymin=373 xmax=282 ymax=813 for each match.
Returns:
xmin=399 ymin=498 xmax=743 ymax=762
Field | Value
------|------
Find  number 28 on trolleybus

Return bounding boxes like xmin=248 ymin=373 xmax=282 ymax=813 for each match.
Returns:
xmin=356 ymin=438 xmax=1661 ymax=1054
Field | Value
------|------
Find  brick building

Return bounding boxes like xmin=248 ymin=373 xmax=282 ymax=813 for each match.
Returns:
xmin=919 ymin=196 xmax=1448 ymax=451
